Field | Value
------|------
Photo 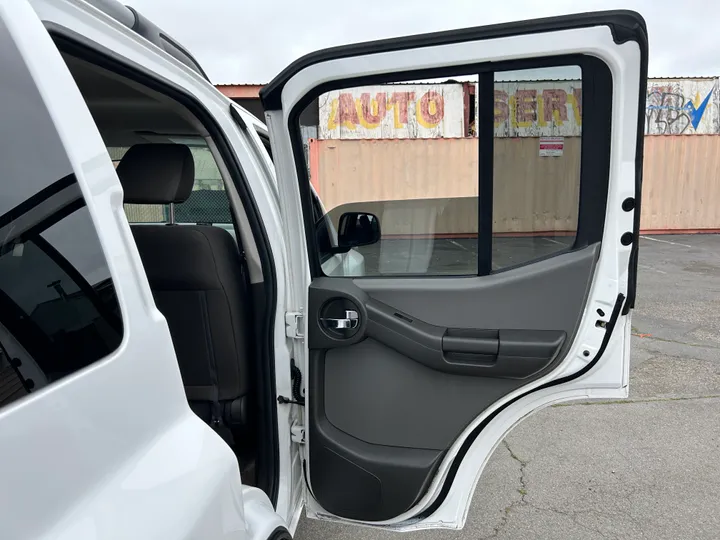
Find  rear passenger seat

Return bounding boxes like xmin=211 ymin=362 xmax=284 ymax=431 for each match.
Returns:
xmin=116 ymin=144 xmax=252 ymax=440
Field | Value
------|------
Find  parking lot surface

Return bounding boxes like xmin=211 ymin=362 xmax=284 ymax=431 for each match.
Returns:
xmin=296 ymin=235 xmax=720 ymax=540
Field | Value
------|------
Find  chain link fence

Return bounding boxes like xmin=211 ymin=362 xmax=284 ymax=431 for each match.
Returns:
xmin=174 ymin=189 xmax=231 ymax=224
xmin=109 ymin=143 xmax=232 ymax=224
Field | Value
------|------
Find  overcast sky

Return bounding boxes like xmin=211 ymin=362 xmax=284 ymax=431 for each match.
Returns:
xmin=128 ymin=0 xmax=718 ymax=84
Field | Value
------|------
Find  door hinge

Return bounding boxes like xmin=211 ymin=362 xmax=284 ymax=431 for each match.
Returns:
xmin=291 ymin=423 xmax=306 ymax=444
xmin=285 ymin=311 xmax=304 ymax=339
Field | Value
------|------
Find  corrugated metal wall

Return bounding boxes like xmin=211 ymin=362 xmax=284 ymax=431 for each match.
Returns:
xmin=311 ymin=138 xmax=581 ymax=235
xmin=642 ymin=136 xmax=720 ymax=232
xmin=280 ymin=76 xmax=720 ymax=233
xmin=312 ymin=136 xmax=720 ymax=234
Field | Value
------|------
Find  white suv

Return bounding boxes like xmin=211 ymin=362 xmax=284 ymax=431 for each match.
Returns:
xmin=0 ymin=1 xmax=647 ymax=539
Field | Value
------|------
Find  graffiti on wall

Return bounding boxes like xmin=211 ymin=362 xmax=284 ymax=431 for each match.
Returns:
xmin=318 ymin=85 xmax=464 ymax=139
xmin=319 ymin=78 xmax=720 ymax=139
xmin=490 ymin=79 xmax=720 ymax=136
xmin=645 ymin=80 xmax=718 ymax=135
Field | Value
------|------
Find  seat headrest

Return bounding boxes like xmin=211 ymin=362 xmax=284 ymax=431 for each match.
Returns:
xmin=116 ymin=144 xmax=194 ymax=204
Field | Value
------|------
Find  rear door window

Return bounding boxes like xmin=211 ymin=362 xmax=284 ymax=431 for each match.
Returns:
xmin=0 ymin=31 xmax=123 ymax=409
xmin=111 ymin=139 xmax=232 ymax=228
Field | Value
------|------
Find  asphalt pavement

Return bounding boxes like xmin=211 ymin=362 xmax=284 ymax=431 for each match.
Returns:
xmin=296 ymin=234 xmax=720 ymax=540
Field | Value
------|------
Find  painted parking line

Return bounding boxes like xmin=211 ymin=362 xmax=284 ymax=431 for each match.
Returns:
xmin=543 ymin=237 xmax=565 ymax=246
xmin=448 ymin=239 xmax=471 ymax=252
xmin=640 ymin=235 xmax=692 ymax=248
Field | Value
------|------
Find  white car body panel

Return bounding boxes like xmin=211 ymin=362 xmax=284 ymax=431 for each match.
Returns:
xmin=0 ymin=0 xmax=299 ymax=538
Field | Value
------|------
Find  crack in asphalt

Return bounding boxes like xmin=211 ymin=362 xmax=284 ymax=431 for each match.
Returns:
xmin=552 ymin=394 xmax=720 ymax=407
xmin=480 ymin=440 xmax=529 ymax=540
xmin=631 ymin=324 xmax=720 ymax=351
xmin=486 ymin=441 xmax=649 ymax=540
xmin=482 ymin=440 xmax=637 ymax=540
xmin=636 ymin=334 xmax=720 ymax=350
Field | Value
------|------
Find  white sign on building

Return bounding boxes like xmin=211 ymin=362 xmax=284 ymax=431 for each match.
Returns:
xmin=318 ymin=84 xmax=465 ymax=139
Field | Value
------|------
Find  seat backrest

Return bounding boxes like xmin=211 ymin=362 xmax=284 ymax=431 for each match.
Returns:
xmin=116 ymin=144 xmax=251 ymax=428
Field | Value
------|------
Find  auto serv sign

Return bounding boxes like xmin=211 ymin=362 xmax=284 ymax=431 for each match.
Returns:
xmin=318 ymin=84 xmax=465 ymax=139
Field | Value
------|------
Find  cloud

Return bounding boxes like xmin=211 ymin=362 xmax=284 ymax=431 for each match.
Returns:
xmin=127 ymin=0 xmax=720 ymax=83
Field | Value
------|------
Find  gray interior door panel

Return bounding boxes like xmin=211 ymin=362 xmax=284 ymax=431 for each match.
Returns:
xmin=325 ymin=338 xmax=522 ymax=449
xmin=358 ymin=243 xmax=599 ymax=331
xmin=307 ymin=244 xmax=599 ymax=520
xmin=309 ymin=349 xmax=446 ymax=521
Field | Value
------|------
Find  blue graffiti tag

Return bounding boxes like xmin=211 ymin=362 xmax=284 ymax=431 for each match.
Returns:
xmin=646 ymin=88 xmax=713 ymax=132
xmin=687 ymin=90 xmax=713 ymax=130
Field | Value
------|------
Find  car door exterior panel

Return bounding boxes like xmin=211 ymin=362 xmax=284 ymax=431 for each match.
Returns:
xmin=264 ymin=9 xmax=645 ymax=531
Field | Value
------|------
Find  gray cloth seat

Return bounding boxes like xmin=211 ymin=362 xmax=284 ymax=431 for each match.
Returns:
xmin=117 ymin=144 xmax=251 ymax=432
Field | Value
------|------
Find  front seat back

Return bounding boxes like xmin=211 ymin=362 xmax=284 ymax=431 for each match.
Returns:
xmin=117 ymin=144 xmax=251 ymax=433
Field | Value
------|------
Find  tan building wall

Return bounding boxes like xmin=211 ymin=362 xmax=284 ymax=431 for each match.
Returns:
xmin=311 ymin=137 xmax=720 ymax=235
xmin=311 ymin=138 xmax=580 ymax=236
xmin=641 ymin=136 xmax=720 ymax=232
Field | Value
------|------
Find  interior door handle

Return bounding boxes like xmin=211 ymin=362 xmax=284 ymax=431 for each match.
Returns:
xmin=321 ymin=310 xmax=359 ymax=329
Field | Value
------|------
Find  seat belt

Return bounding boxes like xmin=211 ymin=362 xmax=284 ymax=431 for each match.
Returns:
xmin=184 ymin=385 xmax=234 ymax=446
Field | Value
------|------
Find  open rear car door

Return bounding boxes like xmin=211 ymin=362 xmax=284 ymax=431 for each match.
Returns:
xmin=262 ymin=11 xmax=647 ymax=531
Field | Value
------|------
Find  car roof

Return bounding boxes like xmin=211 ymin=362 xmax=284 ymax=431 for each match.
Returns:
xmin=81 ymin=0 xmax=208 ymax=80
